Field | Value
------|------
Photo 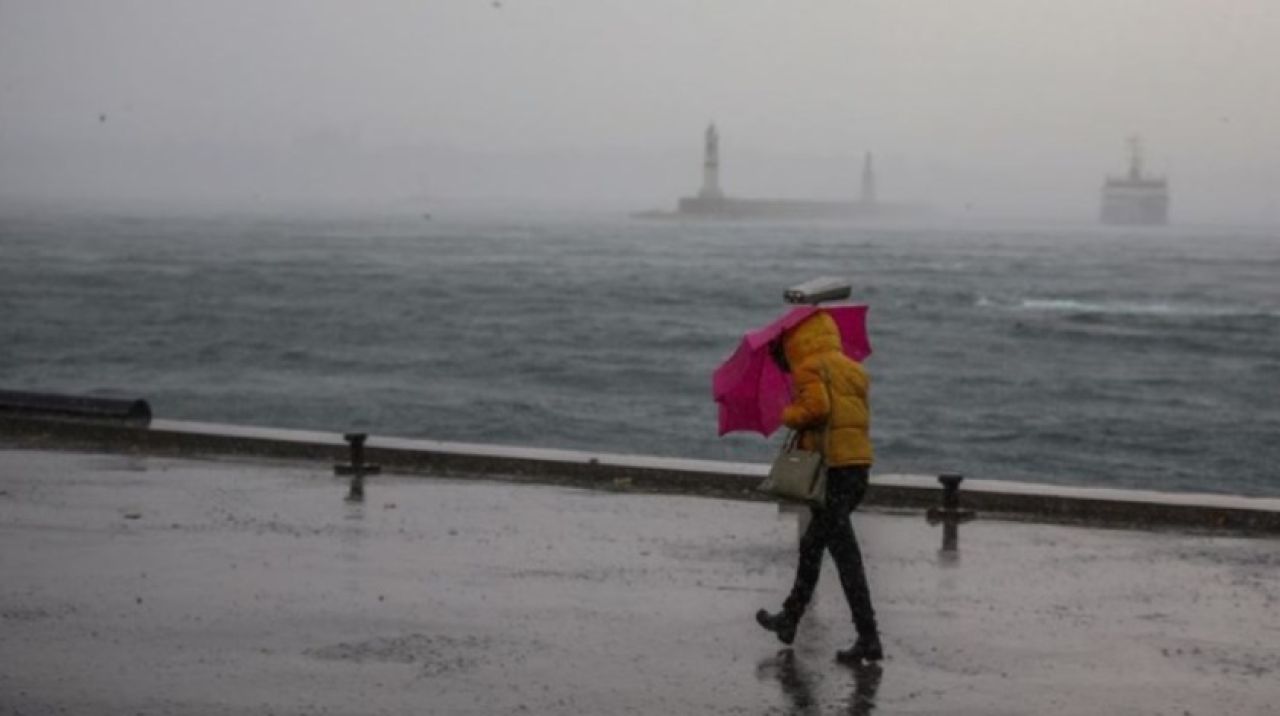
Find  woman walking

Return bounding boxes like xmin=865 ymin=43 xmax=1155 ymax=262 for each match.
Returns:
xmin=754 ymin=310 xmax=882 ymax=663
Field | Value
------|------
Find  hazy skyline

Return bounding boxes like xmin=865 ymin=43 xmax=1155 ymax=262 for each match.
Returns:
xmin=2 ymin=0 xmax=1277 ymax=223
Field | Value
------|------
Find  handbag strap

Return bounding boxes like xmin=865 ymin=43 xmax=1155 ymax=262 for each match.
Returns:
xmin=817 ymin=364 xmax=833 ymax=461
xmin=779 ymin=429 xmax=799 ymax=452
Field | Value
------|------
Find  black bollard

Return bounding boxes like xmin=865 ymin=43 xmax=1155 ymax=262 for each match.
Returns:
xmin=926 ymin=473 xmax=976 ymax=555
xmin=939 ymin=473 xmax=963 ymax=510
xmin=334 ymin=433 xmax=381 ymax=502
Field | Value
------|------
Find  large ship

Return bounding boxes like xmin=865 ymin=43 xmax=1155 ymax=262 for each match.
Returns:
xmin=1100 ymin=136 xmax=1169 ymax=226
xmin=634 ymin=124 xmax=920 ymax=221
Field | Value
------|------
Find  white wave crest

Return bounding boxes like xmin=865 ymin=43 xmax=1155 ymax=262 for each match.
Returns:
xmin=1016 ymin=298 xmax=1275 ymax=318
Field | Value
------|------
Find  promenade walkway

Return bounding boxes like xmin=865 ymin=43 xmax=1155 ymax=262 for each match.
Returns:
xmin=2 ymin=448 xmax=1277 ymax=715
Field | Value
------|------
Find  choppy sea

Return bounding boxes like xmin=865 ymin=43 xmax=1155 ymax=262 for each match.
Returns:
xmin=2 ymin=209 xmax=1278 ymax=496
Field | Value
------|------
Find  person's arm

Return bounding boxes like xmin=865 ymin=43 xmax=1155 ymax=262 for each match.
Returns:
xmin=781 ymin=362 xmax=830 ymax=430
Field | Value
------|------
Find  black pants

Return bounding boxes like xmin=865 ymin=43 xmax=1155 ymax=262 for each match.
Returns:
xmin=782 ymin=465 xmax=878 ymax=638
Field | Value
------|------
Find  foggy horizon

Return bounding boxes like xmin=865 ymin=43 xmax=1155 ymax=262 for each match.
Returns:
xmin=2 ymin=1 xmax=1278 ymax=225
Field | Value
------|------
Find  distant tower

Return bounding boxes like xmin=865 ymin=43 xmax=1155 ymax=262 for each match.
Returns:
xmin=860 ymin=152 xmax=877 ymax=205
xmin=1126 ymin=135 xmax=1144 ymax=181
xmin=699 ymin=123 xmax=724 ymax=200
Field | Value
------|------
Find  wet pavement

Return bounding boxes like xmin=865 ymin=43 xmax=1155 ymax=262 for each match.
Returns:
xmin=1 ymin=448 xmax=1278 ymax=715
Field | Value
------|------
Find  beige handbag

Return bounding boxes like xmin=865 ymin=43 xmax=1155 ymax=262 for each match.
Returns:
xmin=756 ymin=371 xmax=832 ymax=509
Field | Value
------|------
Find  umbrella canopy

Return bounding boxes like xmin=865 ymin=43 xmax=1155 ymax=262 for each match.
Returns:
xmin=712 ymin=304 xmax=871 ymax=437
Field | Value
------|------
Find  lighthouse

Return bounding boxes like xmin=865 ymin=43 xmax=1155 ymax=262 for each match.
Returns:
xmin=698 ymin=123 xmax=724 ymax=200
xmin=860 ymin=152 xmax=877 ymax=205
xmin=658 ymin=124 xmax=920 ymax=220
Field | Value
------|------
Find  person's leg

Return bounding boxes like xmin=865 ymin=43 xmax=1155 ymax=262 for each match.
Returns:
xmin=826 ymin=467 xmax=882 ymax=662
xmin=781 ymin=503 xmax=835 ymax=621
xmin=757 ymin=492 xmax=838 ymax=644
xmin=825 ymin=468 xmax=877 ymax=637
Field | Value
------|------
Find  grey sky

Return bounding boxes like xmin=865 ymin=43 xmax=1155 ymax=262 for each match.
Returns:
xmin=1 ymin=0 xmax=1277 ymax=222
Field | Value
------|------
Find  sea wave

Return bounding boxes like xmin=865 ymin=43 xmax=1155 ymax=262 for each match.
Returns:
xmin=4 ymin=212 xmax=1280 ymax=496
xmin=1012 ymin=298 xmax=1278 ymax=319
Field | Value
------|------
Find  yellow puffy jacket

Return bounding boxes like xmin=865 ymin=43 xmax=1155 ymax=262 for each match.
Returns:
xmin=780 ymin=311 xmax=873 ymax=467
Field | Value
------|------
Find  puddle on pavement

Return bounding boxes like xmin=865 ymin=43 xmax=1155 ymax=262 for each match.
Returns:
xmin=306 ymin=633 xmax=508 ymax=677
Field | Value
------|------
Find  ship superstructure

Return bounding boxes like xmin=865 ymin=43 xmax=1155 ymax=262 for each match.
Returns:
xmin=1100 ymin=136 xmax=1169 ymax=225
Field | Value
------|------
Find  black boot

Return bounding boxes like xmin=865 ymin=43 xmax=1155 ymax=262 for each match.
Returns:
xmin=836 ymin=634 xmax=883 ymax=663
xmin=755 ymin=609 xmax=798 ymax=645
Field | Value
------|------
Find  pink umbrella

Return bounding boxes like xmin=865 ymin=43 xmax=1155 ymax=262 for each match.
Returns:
xmin=712 ymin=304 xmax=871 ymax=436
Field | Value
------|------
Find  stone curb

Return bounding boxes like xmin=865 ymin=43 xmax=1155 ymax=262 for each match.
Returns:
xmin=3 ymin=415 xmax=1278 ymax=535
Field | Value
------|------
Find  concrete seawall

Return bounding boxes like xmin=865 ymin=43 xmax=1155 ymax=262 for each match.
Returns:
xmin=3 ymin=415 xmax=1279 ymax=535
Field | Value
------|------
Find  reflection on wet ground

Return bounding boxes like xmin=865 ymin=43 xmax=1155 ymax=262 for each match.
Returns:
xmin=2 ymin=449 xmax=1278 ymax=714
xmin=757 ymin=649 xmax=883 ymax=715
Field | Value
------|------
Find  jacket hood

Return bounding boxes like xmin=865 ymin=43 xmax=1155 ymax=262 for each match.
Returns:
xmin=782 ymin=311 xmax=842 ymax=367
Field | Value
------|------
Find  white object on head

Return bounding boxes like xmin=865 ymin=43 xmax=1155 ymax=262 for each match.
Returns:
xmin=783 ymin=277 xmax=851 ymax=305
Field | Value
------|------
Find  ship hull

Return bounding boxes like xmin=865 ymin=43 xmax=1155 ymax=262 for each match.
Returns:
xmin=1100 ymin=180 xmax=1169 ymax=226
